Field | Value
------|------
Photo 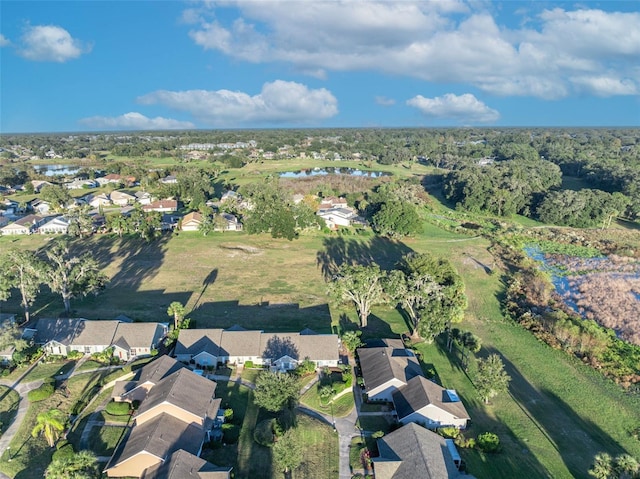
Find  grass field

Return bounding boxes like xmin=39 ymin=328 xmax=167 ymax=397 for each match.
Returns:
xmin=0 ymin=386 xmax=20 ymax=437
xmin=87 ymin=425 xmax=127 ymax=456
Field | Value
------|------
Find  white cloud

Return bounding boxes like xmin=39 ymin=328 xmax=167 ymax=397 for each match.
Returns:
xmin=0 ymin=34 xmax=10 ymax=47
xmin=137 ymin=80 xmax=338 ymax=125
xmin=407 ymin=93 xmax=499 ymax=123
xmin=570 ymin=76 xmax=638 ymax=97
xmin=79 ymin=112 xmax=195 ymax=130
xmin=185 ymin=2 xmax=640 ymax=99
xmin=19 ymin=25 xmax=89 ymax=62
xmin=375 ymin=96 xmax=396 ymax=106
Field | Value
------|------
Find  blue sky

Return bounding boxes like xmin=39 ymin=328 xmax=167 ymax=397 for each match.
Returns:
xmin=1 ymin=1 xmax=639 ymax=133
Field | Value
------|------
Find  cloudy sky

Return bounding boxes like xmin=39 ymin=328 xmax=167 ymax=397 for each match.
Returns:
xmin=1 ymin=1 xmax=639 ymax=133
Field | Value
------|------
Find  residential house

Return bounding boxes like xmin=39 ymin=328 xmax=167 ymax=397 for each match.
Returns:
xmin=372 ymin=423 xmax=463 ymax=479
xmin=175 ymin=327 xmax=339 ymax=370
xmin=38 ymin=216 xmax=70 ymax=234
xmin=31 ymin=180 xmax=53 ymax=193
xmin=65 ymin=179 xmax=98 ymax=190
xmin=180 ymin=212 xmax=203 ymax=232
xmin=96 ymin=174 xmax=132 ymax=187
xmin=88 ymin=193 xmax=112 ymax=208
xmin=140 ymin=449 xmax=232 ymax=479
xmin=160 ymin=175 xmax=178 ymax=185
xmin=317 ymin=207 xmax=364 ymax=229
xmin=30 ymin=199 xmax=52 ymax=215
xmin=1 ymin=215 xmax=46 ymax=235
xmin=214 ymin=213 xmax=242 ymax=231
xmin=110 ymin=190 xmax=137 ymax=206
xmin=357 ymin=339 xmax=423 ymax=402
xmin=143 ymin=199 xmax=178 ymax=213
xmin=220 ymin=190 xmax=239 ymax=203
xmin=105 ymin=413 xmax=205 ymax=478
xmin=112 ymin=355 xmax=187 ymax=403
xmin=392 ymin=376 xmax=470 ymax=429
xmin=135 ymin=191 xmax=153 ymax=205
xmin=31 ymin=318 xmax=167 ymax=359
xmin=318 ymin=196 xmax=348 ymax=210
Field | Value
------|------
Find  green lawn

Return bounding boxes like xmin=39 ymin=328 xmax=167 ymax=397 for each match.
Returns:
xmin=87 ymin=425 xmax=128 ymax=456
xmin=76 ymin=360 xmax=107 ymax=372
xmin=300 ymin=379 xmax=355 ymax=418
xmin=21 ymin=360 xmax=76 ymax=383
xmin=0 ymin=386 xmax=20 ymax=436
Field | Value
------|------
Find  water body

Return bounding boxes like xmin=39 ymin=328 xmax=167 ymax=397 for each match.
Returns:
xmin=34 ymin=164 xmax=81 ymax=177
xmin=279 ymin=167 xmax=391 ymax=178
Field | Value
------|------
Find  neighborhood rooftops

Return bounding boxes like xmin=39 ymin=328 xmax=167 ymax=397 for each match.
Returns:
xmin=392 ymin=376 xmax=470 ymax=423
xmin=357 ymin=343 xmax=423 ymax=394
xmin=140 ymin=449 xmax=232 ymax=479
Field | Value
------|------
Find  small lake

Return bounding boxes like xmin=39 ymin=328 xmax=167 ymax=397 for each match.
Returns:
xmin=34 ymin=164 xmax=82 ymax=177
xmin=279 ymin=167 xmax=391 ymax=178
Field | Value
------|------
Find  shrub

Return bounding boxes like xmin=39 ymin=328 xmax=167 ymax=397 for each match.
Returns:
xmin=105 ymin=401 xmax=131 ymax=416
xmin=477 ymin=432 xmax=500 ymax=453
xmin=28 ymin=382 xmax=55 ymax=402
xmin=254 ymin=419 xmax=275 ymax=447
xmin=371 ymin=430 xmax=384 ymax=439
xmin=222 ymin=423 xmax=238 ymax=444
xmin=437 ymin=427 xmax=460 ymax=439
xmin=67 ymin=350 xmax=83 ymax=360
xmin=52 ymin=443 xmax=75 ymax=462
xmin=223 ymin=408 xmax=234 ymax=422
xmin=244 ymin=360 xmax=254 ymax=369
xmin=295 ymin=358 xmax=316 ymax=376
xmin=1 ymin=368 xmax=10 ymax=377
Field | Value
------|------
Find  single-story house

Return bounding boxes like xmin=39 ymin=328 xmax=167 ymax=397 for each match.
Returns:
xmin=38 ymin=216 xmax=70 ymax=235
xmin=30 ymin=199 xmax=51 ymax=215
xmin=317 ymin=207 xmax=363 ymax=229
xmin=110 ymin=190 xmax=137 ymax=206
xmin=140 ymin=449 xmax=232 ymax=479
xmin=392 ymin=376 xmax=470 ymax=429
xmin=181 ymin=211 xmax=202 ymax=232
xmin=143 ymin=199 xmax=178 ymax=213
xmin=357 ymin=339 xmax=423 ymax=402
xmin=31 ymin=180 xmax=53 ymax=193
xmin=160 ymin=175 xmax=178 ymax=185
xmin=32 ymin=318 xmax=167 ymax=359
xmin=105 ymin=413 xmax=205 ymax=478
xmin=318 ymin=196 xmax=348 ymax=210
xmin=65 ymin=179 xmax=98 ymax=190
xmin=214 ymin=213 xmax=242 ymax=231
xmin=175 ymin=327 xmax=339 ymax=370
xmin=372 ymin=423 xmax=463 ymax=479
xmin=135 ymin=191 xmax=153 ymax=205
xmin=1 ymin=214 xmax=46 ymax=235
xmin=88 ymin=193 xmax=112 ymax=208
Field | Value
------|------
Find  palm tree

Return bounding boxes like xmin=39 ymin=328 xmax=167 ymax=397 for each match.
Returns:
xmin=167 ymin=301 xmax=186 ymax=330
xmin=616 ymin=454 xmax=639 ymax=479
xmin=32 ymin=409 xmax=67 ymax=447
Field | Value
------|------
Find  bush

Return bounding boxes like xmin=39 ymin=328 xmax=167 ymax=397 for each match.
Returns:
xmin=67 ymin=350 xmax=84 ymax=360
xmin=28 ymin=382 xmax=55 ymax=402
xmin=105 ymin=401 xmax=131 ymax=416
xmin=254 ymin=419 xmax=276 ymax=447
xmin=437 ymin=427 xmax=460 ymax=439
xmin=223 ymin=408 xmax=234 ymax=422
xmin=244 ymin=360 xmax=254 ymax=369
xmin=477 ymin=432 xmax=500 ymax=453
xmin=52 ymin=443 xmax=75 ymax=462
xmin=221 ymin=423 xmax=238 ymax=444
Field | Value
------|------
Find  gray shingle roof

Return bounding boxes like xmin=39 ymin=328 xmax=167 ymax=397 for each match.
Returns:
xmin=33 ymin=318 xmax=82 ymax=346
xmin=220 ymin=330 xmax=263 ymax=357
xmin=107 ymin=413 xmax=204 ymax=471
xmin=374 ymin=423 xmax=461 ymax=479
xmin=141 ymin=449 xmax=231 ymax=479
xmin=357 ymin=345 xmax=423 ymax=393
xmin=70 ymin=320 xmax=120 ymax=346
xmin=137 ymin=368 xmax=220 ymax=421
xmin=113 ymin=322 xmax=162 ymax=349
xmin=175 ymin=329 xmax=224 ymax=357
xmin=392 ymin=376 xmax=470 ymax=422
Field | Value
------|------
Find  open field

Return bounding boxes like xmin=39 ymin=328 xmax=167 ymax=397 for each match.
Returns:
xmin=0 ymin=386 xmax=20 ymax=437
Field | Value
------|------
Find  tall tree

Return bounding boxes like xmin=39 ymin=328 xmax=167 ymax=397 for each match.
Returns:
xmin=66 ymin=206 xmax=94 ymax=238
xmin=328 ymin=263 xmax=386 ymax=328
xmin=474 ymin=354 xmax=511 ymax=404
xmin=44 ymin=239 xmax=108 ymax=314
xmin=32 ymin=409 xmax=67 ymax=447
xmin=253 ymin=371 xmax=300 ymax=412
xmin=272 ymin=429 xmax=303 ymax=475
xmin=1 ymin=249 xmax=46 ymax=322
xmin=45 ymin=450 xmax=100 ymax=479
xmin=167 ymin=301 xmax=186 ymax=330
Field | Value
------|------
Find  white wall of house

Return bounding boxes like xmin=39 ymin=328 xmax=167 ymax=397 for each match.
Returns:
xmin=367 ymin=379 xmax=406 ymax=402
xmin=192 ymin=351 xmax=217 ymax=367
xmin=398 ymin=405 xmax=468 ymax=429
xmin=44 ymin=341 xmax=70 ymax=356
xmin=70 ymin=344 xmax=110 ymax=355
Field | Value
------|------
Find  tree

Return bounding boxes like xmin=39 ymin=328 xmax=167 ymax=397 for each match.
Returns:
xmin=45 ymin=450 xmax=100 ymax=479
xmin=590 ymin=453 xmax=615 ymax=479
xmin=253 ymin=371 xmax=300 ymax=412
xmin=458 ymin=331 xmax=482 ymax=370
xmin=341 ymin=330 xmax=363 ymax=354
xmin=167 ymin=301 xmax=186 ymax=330
xmin=1 ymin=249 xmax=45 ymax=322
xmin=0 ymin=321 xmax=29 ymax=358
xmin=66 ymin=206 xmax=94 ymax=238
xmin=272 ymin=428 xmax=303 ymax=474
xmin=240 ymin=178 xmax=298 ymax=240
xmin=40 ymin=184 xmax=72 ymax=211
xmin=371 ymin=201 xmax=422 ymax=237
xmin=385 ymin=269 xmax=442 ymax=341
xmin=32 ymin=409 xmax=67 ymax=447
xmin=474 ymin=354 xmax=511 ymax=404
xmin=44 ymin=239 xmax=108 ymax=314
xmin=329 ymin=263 xmax=386 ymax=328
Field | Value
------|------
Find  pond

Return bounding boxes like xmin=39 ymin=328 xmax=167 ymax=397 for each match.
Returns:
xmin=34 ymin=164 xmax=82 ymax=177
xmin=279 ymin=167 xmax=391 ymax=178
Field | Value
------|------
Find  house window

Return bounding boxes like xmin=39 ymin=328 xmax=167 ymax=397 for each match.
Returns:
xmin=130 ymin=349 xmax=136 ymax=356
xmin=84 ymin=347 xmax=91 ymax=354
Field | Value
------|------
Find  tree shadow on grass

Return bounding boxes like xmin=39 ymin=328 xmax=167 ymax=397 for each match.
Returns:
xmin=316 ymin=236 xmax=414 ymax=279
xmin=483 ymin=346 xmax=629 ymax=479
